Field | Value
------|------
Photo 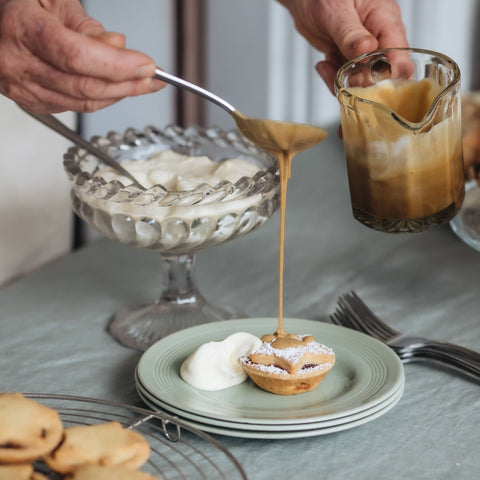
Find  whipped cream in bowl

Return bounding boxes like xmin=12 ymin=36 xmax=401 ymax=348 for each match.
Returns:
xmin=64 ymin=125 xmax=279 ymax=254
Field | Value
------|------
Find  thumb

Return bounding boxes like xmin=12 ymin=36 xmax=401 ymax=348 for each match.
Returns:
xmin=328 ymin=7 xmax=378 ymax=59
xmin=90 ymin=31 xmax=126 ymax=49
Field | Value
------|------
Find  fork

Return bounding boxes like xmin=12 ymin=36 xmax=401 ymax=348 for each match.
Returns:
xmin=330 ymin=291 xmax=480 ymax=382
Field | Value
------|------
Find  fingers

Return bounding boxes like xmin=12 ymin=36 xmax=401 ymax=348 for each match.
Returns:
xmin=0 ymin=0 xmax=166 ymax=112
xmin=6 ymin=8 xmax=165 ymax=112
xmin=12 ymin=76 xmax=124 ymax=114
xmin=32 ymin=66 xmax=163 ymax=105
xmin=24 ymin=17 xmax=157 ymax=82
xmin=326 ymin=0 xmax=408 ymax=61
xmin=365 ymin=1 xmax=409 ymax=50
xmin=6 ymin=53 xmax=165 ymax=113
xmin=92 ymin=31 xmax=127 ymax=49
xmin=0 ymin=29 xmax=165 ymax=113
xmin=315 ymin=52 xmax=343 ymax=95
xmin=325 ymin=2 xmax=379 ymax=60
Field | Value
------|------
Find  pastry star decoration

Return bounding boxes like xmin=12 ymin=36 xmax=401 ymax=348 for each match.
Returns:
xmin=248 ymin=334 xmax=335 ymax=374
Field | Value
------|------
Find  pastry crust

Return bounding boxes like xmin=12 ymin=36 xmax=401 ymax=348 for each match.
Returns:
xmin=240 ymin=334 xmax=335 ymax=395
xmin=44 ymin=422 xmax=150 ymax=474
xmin=241 ymin=358 xmax=334 ymax=395
xmin=0 ymin=393 xmax=63 ymax=464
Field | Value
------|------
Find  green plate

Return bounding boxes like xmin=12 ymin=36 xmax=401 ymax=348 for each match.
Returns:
xmin=135 ymin=370 xmax=404 ymax=431
xmin=136 ymin=318 xmax=404 ymax=426
xmin=137 ymin=384 xmax=404 ymax=439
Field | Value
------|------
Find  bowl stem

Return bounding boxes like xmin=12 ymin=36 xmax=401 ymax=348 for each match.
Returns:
xmin=108 ymin=253 xmax=245 ymax=350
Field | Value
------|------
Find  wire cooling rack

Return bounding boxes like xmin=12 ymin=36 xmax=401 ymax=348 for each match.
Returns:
xmin=25 ymin=393 xmax=247 ymax=480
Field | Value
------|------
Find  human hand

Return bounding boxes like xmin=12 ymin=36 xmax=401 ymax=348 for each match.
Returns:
xmin=278 ymin=0 xmax=408 ymax=94
xmin=0 ymin=0 xmax=165 ymax=113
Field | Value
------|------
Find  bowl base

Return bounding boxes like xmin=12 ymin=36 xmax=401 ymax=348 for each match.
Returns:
xmin=450 ymin=180 xmax=480 ymax=251
xmin=108 ymin=299 xmax=245 ymax=351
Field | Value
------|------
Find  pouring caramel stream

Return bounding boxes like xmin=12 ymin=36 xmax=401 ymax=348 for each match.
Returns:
xmin=232 ymin=111 xmax=328 ymax=339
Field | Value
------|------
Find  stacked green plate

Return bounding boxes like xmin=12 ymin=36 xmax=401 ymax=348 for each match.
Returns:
xmin=135 ymin=318 xmax=404 ymax=439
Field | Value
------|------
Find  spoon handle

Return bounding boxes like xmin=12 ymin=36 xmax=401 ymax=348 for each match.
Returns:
xmin=154 ymin=68 xmax=236 ymax=114
xmin=19 ymin=106 xmax=144 ymax=189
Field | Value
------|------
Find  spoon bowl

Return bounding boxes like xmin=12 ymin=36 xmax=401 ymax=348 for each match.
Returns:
xmin=153 ymin=68 xmax=328 ymax=156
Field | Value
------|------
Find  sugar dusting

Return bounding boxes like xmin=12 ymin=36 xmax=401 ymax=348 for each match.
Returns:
xmin=258 ymin=335 xmax=333 ymax=363
xmin=240 ymin=334 xmax=335 ymax=376
xmin=240 ymin=358 xmax=334 ymax=376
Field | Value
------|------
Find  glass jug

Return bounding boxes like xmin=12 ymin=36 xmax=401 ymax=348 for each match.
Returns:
xmin=335 ymin=48 xmax=464 ymax=233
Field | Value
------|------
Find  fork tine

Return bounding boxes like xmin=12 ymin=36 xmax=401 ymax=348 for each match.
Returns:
xmin=333 ymin=292 xmax=392 ymax=342
xmin=334 ymin=301 xmax=370 ymax=333
xmin=330 ymin=291 xmax=396 ymax=342
xmin=331 ymin=302 xmax=377 ymax=338
xmin=337 ymin=294 xmax=390 ymax=341
xmin=329 ymin=310 xmax=346 ymax=327
xmin=330 ymin=309 xmax=364 ymax=331
xmin=343 ymin=292 xmax=400 ymax=340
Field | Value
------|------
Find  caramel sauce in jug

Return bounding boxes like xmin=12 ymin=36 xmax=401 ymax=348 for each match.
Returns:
xmin=341 ymin=78 xmax=464 ymax=228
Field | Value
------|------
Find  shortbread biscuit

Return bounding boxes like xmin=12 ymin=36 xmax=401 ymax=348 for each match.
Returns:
xmin=240 ymin=333 xmax=335 ymax=395
xmin=0 ymin=464 xmax=47 ymax=480
xmin=44 ymin=421 xmax=150 ymax=474
xmin=0 ymin=393 xmax=63 ymax=463
xmin=65 ymin=465 xmax=162 ymax=480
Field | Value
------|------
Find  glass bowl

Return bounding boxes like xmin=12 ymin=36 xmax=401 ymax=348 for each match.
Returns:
xmin=450 ymin=92 xmax=480 ymax=250
xmin=63 ymin=124 xmax=280 ymax=350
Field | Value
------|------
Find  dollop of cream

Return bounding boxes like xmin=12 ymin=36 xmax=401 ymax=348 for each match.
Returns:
xmin=180 ymin=332 xmax=262 ymax=390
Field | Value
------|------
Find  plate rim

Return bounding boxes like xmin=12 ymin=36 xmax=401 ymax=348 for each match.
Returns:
xmin=137 ymin=386 xmax=404 ymax=439
xmin=135 ymin=369 xmax=404 ymax=431
xmin=137 ymin=318 xmax=404 ymax=425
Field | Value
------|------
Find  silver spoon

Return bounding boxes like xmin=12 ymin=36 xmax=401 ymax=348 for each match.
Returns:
xmin=153 ymin=68 xmax=328 ymax=155
xmin=154 ymin=68 xmax=235 ymax=114
xmin=18 ymin=105 xmax=145 ymax=189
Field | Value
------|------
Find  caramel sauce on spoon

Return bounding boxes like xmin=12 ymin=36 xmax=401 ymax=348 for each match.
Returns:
xmin=232 ymin=111 xmax=328 ymax=346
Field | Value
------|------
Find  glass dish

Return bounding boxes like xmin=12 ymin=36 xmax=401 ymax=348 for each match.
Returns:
xmin=450 ymin=92 xmax=480 ymax=250
xmin=450 ymin=179 xmax=480 ymax=250
xmin=63 ymin=124 xmax=279 ymax=350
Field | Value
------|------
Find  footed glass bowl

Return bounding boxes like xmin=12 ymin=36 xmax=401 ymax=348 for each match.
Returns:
xmin=450 ymin=180 xmax=480 ymax=251
xmin=63 ymin=124 xmax=280 ymax=350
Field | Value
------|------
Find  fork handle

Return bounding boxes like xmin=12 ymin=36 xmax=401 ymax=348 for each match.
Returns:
xmin=404 ymin=341 xmax=480 ymax=368
xmin=411 ymin=347 xmax=480 ymax=373
xmin=401 ymin=349 xmax=480 ymax=383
